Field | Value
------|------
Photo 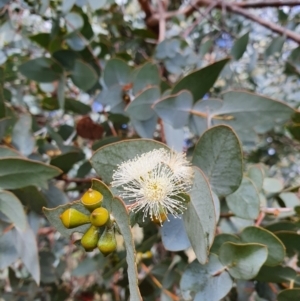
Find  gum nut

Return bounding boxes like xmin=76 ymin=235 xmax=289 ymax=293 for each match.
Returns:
xmin=81 ymin=189 xmax=103 ymax=211
xmin=60 ymin=208 xmax=90 ymax=229
xmin=90 ymin=207 xmax=109 ymax=227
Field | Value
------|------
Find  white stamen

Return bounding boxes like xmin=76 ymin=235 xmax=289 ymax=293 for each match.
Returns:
xmin=111 ymin=148 xmax=193 ymax=223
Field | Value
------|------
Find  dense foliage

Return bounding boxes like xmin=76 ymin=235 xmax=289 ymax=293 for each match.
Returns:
xmin=2 ymin=0 xmax=300 ymax=300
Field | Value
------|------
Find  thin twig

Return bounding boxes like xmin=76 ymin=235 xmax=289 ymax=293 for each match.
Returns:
xmin=158 ymin=0 xmax=166 ymax=42
xmin=255 ymin=212 xmax=265 ymax=226
xmin=140 ymin=263 xmax=179 ymax=301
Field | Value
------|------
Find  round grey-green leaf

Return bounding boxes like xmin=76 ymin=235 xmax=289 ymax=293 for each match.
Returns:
xmin=180 ymin=253 xmax=233 ymax=301
xmin=192 ymin=125 xmax=243 ymax=197
xmin=153 ymin=90 xmax=193 ymax=129
xmin=226 ymin=177 xmax=260 ymax=220
xmin=219 ymin=242 xmax=268 ymax=280
xmin=240 ymin=226 xmax=285 ymax=266
xmin=277 ymin=289 xmax=300 ymax=301
xmin=70 ymin=60 xmax=98 ymax=91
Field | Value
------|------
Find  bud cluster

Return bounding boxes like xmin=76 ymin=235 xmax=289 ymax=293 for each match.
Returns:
xmin=59 ymin=188 xmax=117 ymax=256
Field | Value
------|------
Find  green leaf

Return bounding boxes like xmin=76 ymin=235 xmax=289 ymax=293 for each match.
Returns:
xmin=231 ymin=32 xmax=249 ymax=60
xmin=41 ymin=97 xmax=91 ymax=114
xmin=153 ymin=90 xmax=193 ymax=129
xmin=0 ymin=230 xmax=18 ymax=269
xmin=0 ymin=117 xmax=12 ymax=141
xmin=13 ymin=226 xmax=40 ymax=284
xmin=131 ymin=114 xmax=158 ymax=139
xmin=92 ymin=136 xmax=121 ymax=151
xmin=0 ymin=146 xmax=22 ymax=158
xmin=19 ymin=58 xmax=62 ymax=82
xmin=0 ymin=190 xmax=27 ymax=230
xmin=11 ymin=186 xmax=47 ymax=213
xmin=29 ymin=33 xmax=51 ymax=49
xmin=263 ymin=178 xmax=283 ymax=193
xmin=161 ymin=215 xmax=191 ymax=251
xmin=275 ymin=231 xmax=300 ymax=257
xmin=95 ymin=85 xmax=124 ymax=113
xmin=180 ymin=254 xmax=233 ymax=301
xmin=255 ymin=265 xmax=296 ymax=283
xmin=172 ymin=58 xmax=230 ymax=102
xmin=247 ymin=165 xmax=265 ymax=192
xmin=65 ymin=12 xmax=84 ymax=33
xmin=111 ymin=197 xmax=142 ymax=301
xmin=277 ymin=289 xmax=300 ymax=301
xmin=126 ymin=87 xmax=160 ymax=121
xmin=192 ymin=125 xmax=243 ymax=197
xmin=91 ymin=139 xmax=170 ymax=184
xmin=265 ymin=36 xmax=285 ymax=58
xmin=50 ymin=151 xmax=85 ymax=174
xmin=210 ymin=233 xmax=240 ymax=254
xmin=103 ymin=58 xmax=132 ymax=88
xmin=57 ymin=74 xmax=65 ymax=110
xmin=0 ymin=158 xmax=62 ymax=189
xmin=210 ymin=91 xmax=294 ymax=143
xmin=183 ymin=167 xmax=216 ymax=264
xmin=219 ymin=242 xmax=268 ymax=280
xmin=132 ymin=62 xmax=160 ymax=95
xmin=240 ymin=226 xmax=285 ymax=266
xmin=87 ymin=0 xmax=106 ymax=10
xmin=266 ymin=222 xmax=299 ymax=233
xmin=70 ymin=60 xmax=98 ymax=91
xmin=12 ymin=114 xmax=35 ymax=156
xmin=226 ymin=177 xmax=260 ymax=220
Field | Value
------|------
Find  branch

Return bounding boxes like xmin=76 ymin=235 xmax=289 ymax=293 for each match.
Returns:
xmin=148 ymin=0 xmax=300 ymax=45
xmin=227 ymin=4 xmax=300 ymax=44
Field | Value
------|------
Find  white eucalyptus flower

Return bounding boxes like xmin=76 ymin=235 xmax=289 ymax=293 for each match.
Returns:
xmin=111 ymin=148 xmax=193 ymax=223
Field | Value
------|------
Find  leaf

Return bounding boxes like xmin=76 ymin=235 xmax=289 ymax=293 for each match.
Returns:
xmin=42 ymin=182 xmax=68 ymax=208
xmin=61 ymin=0 xmax=76 ymax=13
xmin=50 ymin=151 xmax=85 ymax=173
xmin=11 ymin=186 xmax=48 ymax=213
xmin=263 ymin=178 xmax=283 ymax=193
xmin=13 ymin=226 xmax=40 ymax=284
xmin=0 ymin=190 xmax=27 ymax=230
xmin=133 ymin=62 xmax=160 ymax=95
xmin=226 ymin=177 xmax=260 ymax=220
xmin=277 ymin=289 xmax=300 ymax=301
xmin=265 ymin=36 xmax=285 ymax=58
xmin=231 ymin=32 xmax=249 ymax=60
xmin=87 ymin=0 xmax=106 ymax=10
xmin=210 ymin=91 xmax=294 ymax=142
xmin=57 ymin=74 xmax=65 ymax=110
xmin=192 ymin=125 xmax=243 ymax=197
xmin=183 ymin=167 xmax=216 ymax=264
xmin=172 ymin=58 xmax=230 ymax=102
xmin=247 ymin=165 xmax=264 ymax=192
xmin=0 ymin=158 xmax=62 ymax=189
xmin=126 ymin=87 xmax=160 ymax=121
xmin=161 ymin=215 xmax=191 ymax=251
xmin=95 ymin=85 xmax=124 ymax=113
xmin=91 ymin=139 xmax=170 ymax=184
xmin=255 ymin=265 xmax=296 ymax=283
xmin=153 ymin=90 xmax=193 ymax=129
xmin=0 ymin=117 xmax=12 ymax=141
xmin=240 ymin=226 xmax=285 ymax=266
xmin=29 ymin=33 xmax=51 ymax=49
xmin=0 ymin=230 xmax=18 ymax=269
xmin=103 ymin=58 xmax=132 ymax=88
xmin=180 ymin=254 xmax=233 ymax=301
xmin=275 ymin=231 xmax=300 ymax=257
xmin=111 ymin=197 xmax=142 ymax=300
xmin=19 ymin=58 xmax=62 ymax=82
xmin=210 ymin=233 xmax=240 ymax=254
xmin=131 ymin=114 xmax=158 ymax=139
xmin=92 ymin=136 xmax=121 ymax=151
xmin=65 ymin=12 xmax=84 ymax=33
xmin=219 ymin=242 xmax=268 ymax=280
xmin=0 ymin=146 xmax=22 ymax=158
xmin=70 ymin=60 xmax=98 ymax=91
xmin=12 ymin=114 xmax=35 ymax=156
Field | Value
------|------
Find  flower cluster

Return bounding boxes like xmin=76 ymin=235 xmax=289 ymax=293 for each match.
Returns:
xmin=111 ymin=148 xmax=193 ymax=223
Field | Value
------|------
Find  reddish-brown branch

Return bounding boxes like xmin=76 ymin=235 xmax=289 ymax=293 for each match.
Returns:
xmin=147 ymin=0 xmax=300 ymax=44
